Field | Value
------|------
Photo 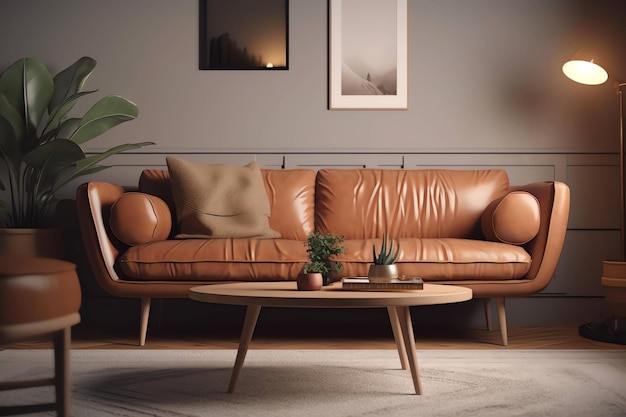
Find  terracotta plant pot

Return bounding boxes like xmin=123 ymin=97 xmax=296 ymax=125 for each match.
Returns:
xmin=297 ymin=273 xmax=323 ymax=291
xmin=0 ymin=228 xmax=68 ymax=260
xmin=602 ymin=261 xmax=626 ymax=318
xmin=367 ymin=264 xmax=399 ymax=283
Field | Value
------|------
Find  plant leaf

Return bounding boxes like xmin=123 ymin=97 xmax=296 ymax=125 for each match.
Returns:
xmin=42 ymin=90 xmax=97 ymax=140
xmin=391 ymin=240 xmax=400 ymax=263
xmin=0 ymin=93 xmax=25 ymax=153
xmin=22 ymin=139 xmax=85 ymax=186
xmin=380 ymin=235 xmax=387 ymax=263
xmin=0 ymin=58 xmax=53 ymax=137
xmin=75 ymin=141 xmax=153 ymax=171
xmin=52 ymin=141 xmax=153 ymax=191
xmin=0 ymin=60 xmax=27 ymax=120
xmin=68 ymin=164 xmax=110 ymax=177
xmin=386 ymin=239 xmax=395 ymax=264
xmin=48 ymin=56 xmax=96 ymax=114
xmin=68 ymin=95 xmax=138 ymax=145
xmin=43 ymin=56 xmax=97 ymax=140
xmin=0 ymin=110 xmax=20 ymax=162
xmin=0 ymin=197 xmax=10 ymax=227
xmin=58 ymin=117 xmax=81 ymax=137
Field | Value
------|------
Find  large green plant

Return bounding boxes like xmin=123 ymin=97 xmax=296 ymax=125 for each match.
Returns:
xmin=0 ymin=57 xmax=153 ymax=227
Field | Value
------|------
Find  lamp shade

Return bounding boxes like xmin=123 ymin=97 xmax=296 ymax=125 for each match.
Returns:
xmin=562 ymin=46 xmax=612 ymax=85
xmin=562 ymin=60 xmax=608 ymax=85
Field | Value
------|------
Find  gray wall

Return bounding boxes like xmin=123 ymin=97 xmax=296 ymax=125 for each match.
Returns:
xmin=2 ymin=0 xmax=626 ymax=327
xmin=2 ymin=0 xmax=623 ymax=153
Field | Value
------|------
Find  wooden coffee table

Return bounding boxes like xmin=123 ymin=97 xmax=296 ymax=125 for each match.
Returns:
xmin=189 ymin=281 xmax=472 ymax=395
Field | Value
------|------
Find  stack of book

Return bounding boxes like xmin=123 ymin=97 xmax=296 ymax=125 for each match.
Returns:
xmin=341 ymin=277 xmax=424 ymax=291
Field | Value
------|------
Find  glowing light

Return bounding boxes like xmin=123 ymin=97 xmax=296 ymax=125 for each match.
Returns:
xmin=562 ymin=60 xmax=609 ymax=86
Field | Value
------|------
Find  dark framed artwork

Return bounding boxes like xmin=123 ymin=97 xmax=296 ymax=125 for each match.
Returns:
xmin=329 ymin=0 xmax=408 ymax=109
xmin=199 ymin=0 xmax=289 ymax=70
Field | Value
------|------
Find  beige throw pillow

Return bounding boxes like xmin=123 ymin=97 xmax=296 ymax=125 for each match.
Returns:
xmin=166 ymin=156 xmax=281 ymax=239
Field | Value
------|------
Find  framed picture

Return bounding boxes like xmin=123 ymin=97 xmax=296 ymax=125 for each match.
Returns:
xmin=199 ymin=0 xmax=289 ymax=70
xmin=328 ymin=0 xmax=408 ymax=110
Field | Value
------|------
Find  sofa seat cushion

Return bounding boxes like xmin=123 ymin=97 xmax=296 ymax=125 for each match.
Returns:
xmin=119 ymin=239 xmax=308 ymax=281
xmin=337 ymin=238 xmax=531 ymax=281
xmin=119 ymin=236 xmax=531 ymax=283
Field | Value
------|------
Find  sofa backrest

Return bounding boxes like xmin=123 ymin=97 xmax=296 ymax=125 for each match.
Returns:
xmin=138 ymin=168 xmax=316 ymax=240
xmin=315 ymin=168 xmax=510 ymax=239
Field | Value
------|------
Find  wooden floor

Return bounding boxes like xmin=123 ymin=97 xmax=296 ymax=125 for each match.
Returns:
xmin=3 ymin=323 xmax=624 ymax=351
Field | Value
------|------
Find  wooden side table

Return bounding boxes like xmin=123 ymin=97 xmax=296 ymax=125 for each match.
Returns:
xmin=0 ymin=256 xmax=82 ymax=417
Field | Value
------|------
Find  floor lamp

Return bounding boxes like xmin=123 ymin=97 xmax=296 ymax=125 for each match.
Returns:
xmin=563 ymin=51 xmax=626 ymax=344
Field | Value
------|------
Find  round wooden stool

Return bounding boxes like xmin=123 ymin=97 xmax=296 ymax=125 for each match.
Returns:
xmin=0 ymin=256 xmax=81 ymax=417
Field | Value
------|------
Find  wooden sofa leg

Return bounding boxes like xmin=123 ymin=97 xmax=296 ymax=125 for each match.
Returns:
xmin=139 ymin=297 xmax=151 ymax=346
xmin=484 ymin=298 xmax=493 ymax=331
xmin=496 ymin=297 xmax=508 ymax=346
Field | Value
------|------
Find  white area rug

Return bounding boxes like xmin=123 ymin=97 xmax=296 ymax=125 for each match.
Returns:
xmin=1 ymin=349 xmax=625 ymax=417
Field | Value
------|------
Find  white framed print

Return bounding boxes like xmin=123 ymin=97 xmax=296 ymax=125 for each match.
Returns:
xmin=328 ymin=0 xmax=408 ymax=110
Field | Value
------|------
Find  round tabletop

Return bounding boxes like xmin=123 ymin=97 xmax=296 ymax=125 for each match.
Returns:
xmin=189 ymin=281 xmax=472 ymax=308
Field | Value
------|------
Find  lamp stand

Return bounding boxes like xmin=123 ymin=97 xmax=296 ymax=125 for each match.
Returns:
xmin=619 ymin=82 xmax=626 ymax=261
xmin=580 ymin=82 xmax=626 ymax=345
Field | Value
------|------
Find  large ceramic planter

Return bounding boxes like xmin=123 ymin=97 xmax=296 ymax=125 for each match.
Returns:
xmin=0 ymin=228 xmax=68 ymax=260
xmin=578 ymin=260 xmax=626 ymax=344
xmin=601 ymin=261 xmax=626 ymax=318
xmin=367 ymin=264 xmax=399 ymax=283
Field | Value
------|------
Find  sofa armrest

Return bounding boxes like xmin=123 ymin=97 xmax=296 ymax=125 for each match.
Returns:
xmin=461 ymin=181 xmax=569 ymax=299
xmin=76 ymin=182 xmax=127 ymax=293
xmin=508 ymin=181 xmax=570 ymax=295
xmin=76 ymin=181 xmax=201 ymax=299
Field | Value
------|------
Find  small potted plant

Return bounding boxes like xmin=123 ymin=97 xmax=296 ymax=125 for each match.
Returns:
xmin=298 ymin=232 xmax=345 ymax=289
xmin=368 ymin=234 xmax=400 ymax=282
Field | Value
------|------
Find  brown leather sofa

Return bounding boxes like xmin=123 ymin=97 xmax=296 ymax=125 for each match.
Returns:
xmin=76 ymin=167 xmax=570 ymax=346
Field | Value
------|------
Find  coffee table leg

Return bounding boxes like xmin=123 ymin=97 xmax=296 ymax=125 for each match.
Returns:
xmin=396 ymin=306 xmax=423 ymax=395
xmin=387 ymin=307 xmax=408 ymax=370
xmin=228 ymin=304 xmax=261 ymax=393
